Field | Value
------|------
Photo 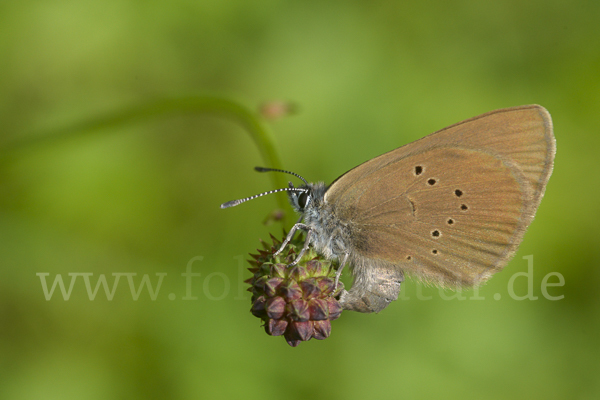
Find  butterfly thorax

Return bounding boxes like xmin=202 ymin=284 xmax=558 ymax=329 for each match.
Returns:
xmin=298 ymin=182 xmax=353 ymax=262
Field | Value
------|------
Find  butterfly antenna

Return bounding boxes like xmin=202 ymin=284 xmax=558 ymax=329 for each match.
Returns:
xmin=254 ymin=166 xmax=309 ymax=186
xmin=220 ymin=187 xmax=307 ymax=209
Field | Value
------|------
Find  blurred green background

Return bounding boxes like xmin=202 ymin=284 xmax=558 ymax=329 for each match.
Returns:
xmin=1 ymin=1 xmax=599 ymax=399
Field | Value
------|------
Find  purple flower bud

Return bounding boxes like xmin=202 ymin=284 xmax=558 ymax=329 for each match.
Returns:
xmin=264 ymin=277 xmax=283 ymax=297
xmin=313 ymin=320 xmax=331 ymax=340
xmin=327 ymin=298 xmax=343 ymax=321
xmin=280 ymin=280 xmax=302 ymax=301
xmin=266 ymin=318 xmax=288 ymax=336
xmin=247 ymin=233 xmax=345 ymax=346
xmin=266 ymin=296 xmax=286 ymax=319
xmin=308 ymin=298 xmax=329 ymax=321
xmin=306 ymin=259 xmax=323 ymax=276
xmin=270 ymin=263 xmax=287 ymax=279
xmin=286 ymin=320 xmax=314 ymax=342
xmin=288 ymin=265 xmax=308 ymax=281
xmin=288 ymin=299 xmax=310 ymax=322
xmin=251 ymin=296 xmax=267 ymax=318
xmin=317 ymin=277 xmax=335 ymax=296
xmin=300 ymin=278 xmax=320 ymax=299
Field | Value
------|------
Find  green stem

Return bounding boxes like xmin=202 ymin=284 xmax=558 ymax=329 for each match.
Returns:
xmin=1 ymin=95 xmax=291 ymax=223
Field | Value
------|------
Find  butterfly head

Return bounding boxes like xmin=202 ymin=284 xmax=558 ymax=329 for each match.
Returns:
xmin=286 ymin=181 xmax=310 ymax=212
xmin=220 ymin=167 xmax=320 ymax=212
xmin=287 ymin=181 xmax=328 ymax=214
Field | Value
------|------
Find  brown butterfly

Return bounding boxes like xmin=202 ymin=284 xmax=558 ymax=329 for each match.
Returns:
xmin=222 ymin=105 xmax=555 ymax=313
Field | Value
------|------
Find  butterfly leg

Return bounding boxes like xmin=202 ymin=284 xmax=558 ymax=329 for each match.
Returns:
xmin=289 ymin=227 xmax=313 ymax=266
xmin=287 ymin=216 xmax=303 ymax=240
xmin=334 ymin=253 xmax=349 ymax=290
xmin=274 ymin=222 xmax=311 ymax=257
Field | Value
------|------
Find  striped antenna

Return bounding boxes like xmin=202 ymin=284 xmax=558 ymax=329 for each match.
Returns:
xmin=220 ymin=187 xmax=307 ymax=209
xmin=254 ymin=166 xmax=309 ymax=185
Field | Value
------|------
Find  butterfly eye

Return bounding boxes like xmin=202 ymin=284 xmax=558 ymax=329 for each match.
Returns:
xmin=298 ymin=192 xmax=309 ymax=209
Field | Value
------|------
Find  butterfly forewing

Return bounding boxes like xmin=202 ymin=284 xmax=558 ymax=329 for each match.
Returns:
xmin=324 ymin=105 xmax=555 ymax=287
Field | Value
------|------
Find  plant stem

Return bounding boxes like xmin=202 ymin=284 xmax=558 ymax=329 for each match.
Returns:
xmin=1 ymin=95 xmax=292 ymax=223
